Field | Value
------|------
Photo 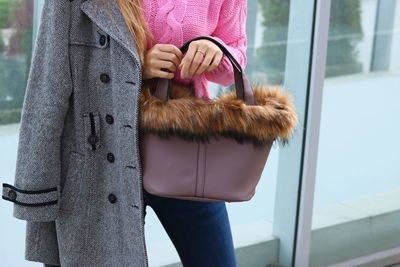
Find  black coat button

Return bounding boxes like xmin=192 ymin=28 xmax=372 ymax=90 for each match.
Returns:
xmin=88 ymin=134 xmax=99 ymax=145
xmin=107 ymin=152 xmax=115 ymax=163
xmin=99 ymin=35 xmax=107 ymax=46
xmin=8 ymin=190 xmax=17 ymax=201
xmin=100 ymin=73 xmax=110 ymax=83
xmin=105 ymin=114 xmax=114 ymax=124
xmin=108 ymin=193 xmax=117 ymax=203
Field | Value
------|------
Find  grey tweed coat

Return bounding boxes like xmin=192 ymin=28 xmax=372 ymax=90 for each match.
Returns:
xmin=1 ymin=0 xmax=150 ymax=266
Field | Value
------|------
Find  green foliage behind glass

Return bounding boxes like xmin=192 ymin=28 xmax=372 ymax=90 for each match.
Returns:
xmin=0 ymin=56 xmax=27 ymax=111
xmin=0 ymin=0 xmax=12 ymax=28
xmin=255 ymin=0 xmax=363 ymax=84
xmin=254 ymin=0 xmax=290 ymax=85
xmin=0 ymin=0 xmax=33 ymax=125
xmin=0 ymin=108 xmax=21 ymax=125
xmin=0 ymin=36 xmax=5 ymax=53
xmin=326 ymin=0 xmax=363 ymax=76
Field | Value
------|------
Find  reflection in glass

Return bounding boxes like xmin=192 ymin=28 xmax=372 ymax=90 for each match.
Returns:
xmin=0 ymin=0 xmax=34 ymax=125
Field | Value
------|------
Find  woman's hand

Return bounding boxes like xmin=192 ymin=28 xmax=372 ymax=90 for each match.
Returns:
xmin=143 ymin=44 xmax=183 ymax=80
xmin=179 ymin=39 xmax=224 ymax=79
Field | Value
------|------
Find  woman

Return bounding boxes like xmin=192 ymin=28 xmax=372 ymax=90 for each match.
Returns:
xmin=138 ymin=0 xmax=247 ymax=100
xmin=1 ymin=0 xmax=247 ymax=266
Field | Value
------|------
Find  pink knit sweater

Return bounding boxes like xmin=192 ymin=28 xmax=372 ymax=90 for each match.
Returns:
xmin=143 ymin=0 xmax=248 ymax=100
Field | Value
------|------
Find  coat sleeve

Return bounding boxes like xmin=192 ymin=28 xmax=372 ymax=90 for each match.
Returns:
xmin=1 ymin=0 xmax=72 ymax=222
xmin=203 ymin=0 xmax=247 ymax=86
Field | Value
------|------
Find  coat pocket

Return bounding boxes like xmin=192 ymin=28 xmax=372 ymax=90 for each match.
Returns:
xmin=83 ymin=111 xmax=101 ymax=151
xmin=59 ymin=151 xmax=85 ymax=213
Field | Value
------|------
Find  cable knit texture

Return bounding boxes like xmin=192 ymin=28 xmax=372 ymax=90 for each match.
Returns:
xmin=143 ymin=0 xmax=247 ymax=100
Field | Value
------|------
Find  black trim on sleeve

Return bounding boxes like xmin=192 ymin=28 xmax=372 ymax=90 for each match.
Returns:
xmin=2 ymin=183 xmax=58 ymax=207
xmin=2 ymin=183 xmax=57 ymax=194
xmin=2 ymin=196 xmax=58 ymax=207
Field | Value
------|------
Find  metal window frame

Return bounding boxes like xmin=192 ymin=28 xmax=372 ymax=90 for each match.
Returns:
xmin=370 ymin=0 xmax=397 ymax=71
xmin=273 ymin=0 xmax=332 ymax=266
xmin=293 ymin=0 xmax=332 ymax=266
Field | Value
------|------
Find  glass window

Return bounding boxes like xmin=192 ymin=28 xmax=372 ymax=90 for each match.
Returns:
xmin=309 ymin=0 xmax=400 ymax=266
xmin=0 ymin=0 xmax=34 ymax=125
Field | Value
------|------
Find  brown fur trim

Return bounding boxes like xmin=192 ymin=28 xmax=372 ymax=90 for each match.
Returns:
xmin=139 ymin=82 xmax=298 ymax=147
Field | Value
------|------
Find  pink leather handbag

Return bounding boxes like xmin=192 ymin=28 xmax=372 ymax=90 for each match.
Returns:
xmin=138 ymin=36 xmax=298 ymax=202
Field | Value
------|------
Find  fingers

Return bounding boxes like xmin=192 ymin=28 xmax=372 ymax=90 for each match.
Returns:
xmin=143 ymin=66 xmax=174 ymax=80
xmin=152 ymin=69 xmax=174 ymax=79
xmin=156 ymin=52 xmax=181 ymax=71
xmin=193 ymin=51 xmax=213 ymax=76
xmin=143 ymin=44 xmax=183 ymax=80
xmin=205 ymin=50 xmax=223 ymax=72
xmin=156 ymin=44 xmax=183 ymax=68
xmin=149 ymin=60 xmax=176 ymax=79
xmin=157 ymin=60 xmax=178 ymax=72
xmin=157 ymin=43 xmax=183 ymax=57
xmin=143 ymin=41 xmax=224 ymax=80
xmin=180 ymin=40 xmax=224 ymax=78
xmin=188 ymin=50 xmax=207 ymax=77
xmin=180 ymin=42 xmax=199 ymax=78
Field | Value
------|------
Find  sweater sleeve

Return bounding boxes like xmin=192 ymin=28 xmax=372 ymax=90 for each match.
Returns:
xmin=204 ymin=0 xmax=247 ymax=86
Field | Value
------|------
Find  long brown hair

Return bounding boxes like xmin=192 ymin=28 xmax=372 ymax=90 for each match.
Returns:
xmin=99 ymin=0 xmax=155 ymax=65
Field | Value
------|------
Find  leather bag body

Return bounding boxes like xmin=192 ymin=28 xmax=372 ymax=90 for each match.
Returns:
xmin=139 ymin=36 xmax=298 ymax=202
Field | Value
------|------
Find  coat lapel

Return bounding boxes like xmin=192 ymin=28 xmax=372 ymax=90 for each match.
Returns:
xmin=80 ymin=0 xmax=141 ymax=65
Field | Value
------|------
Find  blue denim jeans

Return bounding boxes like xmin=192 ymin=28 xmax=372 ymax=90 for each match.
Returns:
xmin=44 ymin=189 xmax=237 ymax=267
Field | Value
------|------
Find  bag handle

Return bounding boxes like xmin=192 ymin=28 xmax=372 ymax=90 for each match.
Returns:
xmin=152 ymin=35 xmax=256 ymax=105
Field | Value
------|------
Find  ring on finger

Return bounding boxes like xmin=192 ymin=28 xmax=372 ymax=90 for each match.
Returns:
xmin=196 ymin=50 xmax=206 ymax=56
